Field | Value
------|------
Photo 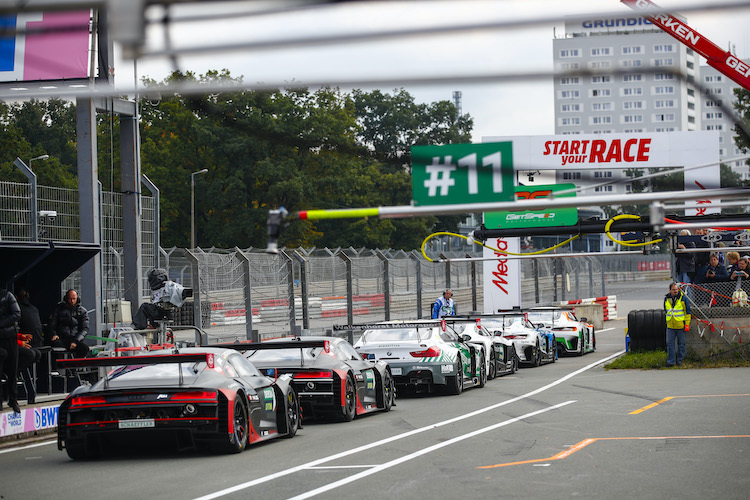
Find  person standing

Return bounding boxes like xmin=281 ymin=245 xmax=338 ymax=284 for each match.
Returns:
xmin=674 ymin=230 xmax=696 ymax=294
xmin=0 ymin=288 xmax=22 ymax=413
xmin=431 ymin=288 xmax=456 ymax=319
xmin=49 ymin=289 xmax=90 ymax=358
xmin=664 ymin=283 xmax=691 ymax=367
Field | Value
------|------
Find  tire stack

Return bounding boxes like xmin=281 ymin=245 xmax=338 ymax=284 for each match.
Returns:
xmin=626 ymin=309 xmax=667 ymax=351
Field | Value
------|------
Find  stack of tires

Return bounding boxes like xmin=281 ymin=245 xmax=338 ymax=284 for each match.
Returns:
xmin=627 ymin=309 xmax=667 ymax=351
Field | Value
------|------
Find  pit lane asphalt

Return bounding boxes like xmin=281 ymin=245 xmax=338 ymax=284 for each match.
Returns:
xmin=2 ymin=279 xmax=750 ymax=500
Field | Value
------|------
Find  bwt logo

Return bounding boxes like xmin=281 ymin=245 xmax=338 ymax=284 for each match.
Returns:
xmin=34 ymin=407 xmax=59 ymax=429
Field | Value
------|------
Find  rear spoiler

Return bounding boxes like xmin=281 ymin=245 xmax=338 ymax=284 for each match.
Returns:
xmin=211 ymin=340 xmax=330 ymax=351
xmin=55 ymin=353 xmax=214 ymax=370
xmin=333 ymin=322 xmax=442 ymax=332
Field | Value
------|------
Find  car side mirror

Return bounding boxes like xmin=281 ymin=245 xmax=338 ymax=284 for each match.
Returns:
xmin=461 ymin=334 xmax=472 ymax=342
xmin=580 ymin=317 xmax=588 ymax=322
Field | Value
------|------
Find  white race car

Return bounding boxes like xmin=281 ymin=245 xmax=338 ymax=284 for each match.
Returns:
xmin=527 ymin=306 xmax=595 ymax=356
xmin=480 ymin=312 xmax=556 ymax=367
xmin=347 ymin=320 xmax=486 ymax=395
xmin=442 ymin=317 xmax=519 ymax=378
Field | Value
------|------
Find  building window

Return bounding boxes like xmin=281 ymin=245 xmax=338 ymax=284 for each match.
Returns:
xmin=622 ymin=87 xmax=643 ymax=96
xmin=704 ymin=99 xmax=722 ymax=107
xmin=655 ymin=100 xmax=675 ymax=108
xmin=624 ymin=128 xmax=644 ymax=133
xmin=561 ymin=90 xmax=580 ymax=99
xmin=654 ymin=73 xmax=674 ymax=81
xmin=592 ymin=129 xmax=613 ymax=134
xmin=594 ymin=185 xmax=614 ymax=192
xmin=560 ymin=49 xmax=581 ymax=58
xmin=560 ymin=77 xmax=580 ymax=85
xmin=561 ymin=117 xmax=581 ymax=126
xmin=594 ymin=171 xmax=613 ymax=178
xmin=654 ymin=44 xmax=675 ymax=53
xmin=591 ymin=75 xmax=611 ymax=84
xmin=622 ymin=74 xmax=643 ymax=82
xmin=591 ymin=116 xmax=612 ymax=125
xmin=622 ymin=46 xmax=643 ymax=55
xmin=654 ymin=58 xmax=674 ymax=67
xmin=625 ymin=184 xmax=632 ymax=193
xmin=705 ymin=112 xmax=723 ymax=119
xmin=590 ymin=61 xmax=611 ymax=69
xmin=654 ymin=113 xmax=675 ymax=122
xmin=591 ymin=47 xmax=612 ymax=56
xmin=624 ymin=115 xmax=644 ymax=123
xmin=655 ymin=86 xmax=675 ymax=94
xmin=562 ymin=172 xmax=582 ymax=180
xmin=560 ymin=62 xmax=580 ymax=70
xmin=623 ymin=101 xmax=644 ymax=110
xmin=706 ymin=124 xmax=724 ymax=130
xmin=561 ymin=103 xmax=581 ymax=112
xmin=591 ymin=88 xmax=611 ymax=97
xmin=656 ymin=127 xmax=676 ymax=132
xmin=592 ymin=102 xmax=613 ymax=111
xmin=705 ymin=75 xmax=723 ymax=83
xmin=621 ymin=59 xmax=642 ymax=67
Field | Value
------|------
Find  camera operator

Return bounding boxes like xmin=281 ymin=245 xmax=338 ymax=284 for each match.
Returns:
xmin=132 ymin=269 xmax=191 ymax=330
xmin=695 ymin=253 xmax=729 ymax=284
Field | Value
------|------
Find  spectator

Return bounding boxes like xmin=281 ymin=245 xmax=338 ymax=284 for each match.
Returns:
xmin=431 ymin=288 xmax=456 ymax=319
xmin=726 ymin=251 xmax=740 ymax=273
xmin=15 ymin=289 xmax=43 ymax=348
xmin=692 ymin=228 xmax=711 ymax=270
xmin=674 ymin=230 xmax=696 ymax=290
xmin=695 ymin=253 xmax=729 ymax=284
xmin=0 ymin=288 xmax=21 ymax=413
xmin=729 ymin=256 xmax=749 ymax=282
xmin=49 ymin=289 xmax=90 ymax=358
xmin=16 ymin=332 xmax=40 ymax=404
xmin=664 ymin=282 xmax=691 ymax=367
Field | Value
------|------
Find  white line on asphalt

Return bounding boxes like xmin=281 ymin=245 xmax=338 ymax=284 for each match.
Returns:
xmin=0 ymin=439 xmax=56 ymax=455
xmin=597 ymin=328 xmax=614 ymax=333
xmin=305 ymin=465 xmax=376 ymax=470
xmin=286 ymin=401 xmax=575 ymax=500
xmin=193 ymin=350 xmax=624 ymax=500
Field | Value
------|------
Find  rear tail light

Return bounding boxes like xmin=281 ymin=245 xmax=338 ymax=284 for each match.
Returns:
xmin=504 ymin=334 xmax=527 ymax=339
xmin=553 ymin=327 xmax=577 ymax=332
xmin=410 ymin=347 xmax=441 ymax=357
xmin=170 ymin=391 xmax=217 ymax=401
xmin=71 ymin=395 xmax=107 ymax=406
xmin=359 ymin=352 xmax=372 ymax=360
xmin=294 ymin=371 xmax=333 ymax=379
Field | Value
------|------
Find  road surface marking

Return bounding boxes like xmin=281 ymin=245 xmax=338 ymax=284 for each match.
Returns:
xmin=630 ymin=393 xmax=750 ymax=414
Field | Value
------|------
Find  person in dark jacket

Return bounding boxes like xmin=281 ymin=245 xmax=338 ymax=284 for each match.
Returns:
xmin=0 ymin=288 xmax=22 ymax=413
xmin=49 ymin=289 xmax=90 ymax=358
xmin=674 ymin=230 xmax=696 ymax=298
xmin=694 ymin=253 xmax=729 ymax=284
xmin=15 ymin=289 xmax=42 ymax=404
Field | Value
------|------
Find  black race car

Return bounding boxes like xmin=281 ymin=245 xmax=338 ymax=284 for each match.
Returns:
xmin=215 ymin=337 xmax=395 ymax=422
xmin=56 ymin=347 xmax=300 ymax=459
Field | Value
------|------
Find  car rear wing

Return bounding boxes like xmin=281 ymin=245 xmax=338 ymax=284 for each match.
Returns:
xmin=211 ymin=339 xmax=331 ymax=351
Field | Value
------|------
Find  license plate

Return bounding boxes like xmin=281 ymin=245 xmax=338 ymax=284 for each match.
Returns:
xmin=118 ymin=419 xmax=155 ymax=429
xmin=390 ymin=368 xmax=402 ymax=375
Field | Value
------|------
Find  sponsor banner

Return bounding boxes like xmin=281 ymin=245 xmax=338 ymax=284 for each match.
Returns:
xmin=0 ymin=11 xmax=90 ymax=82
xmin=0 ymin=405 xmax=59 ymax=438
xmin=333 ymin=322 xmax=441 ymax=331
xmin=565 ymin=15 xmax=654 ymax=34
xmin=482 ymin=235 xmax=521 ymax=313
xmin=411 ymin=142 xmax=514 ymax=206
xmin=493 ymin=184 xmax=578 ymax=229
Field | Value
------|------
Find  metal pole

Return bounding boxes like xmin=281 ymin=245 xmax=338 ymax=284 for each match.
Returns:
xmin=376 ymin=251 xmax=391 ymax=321
xmin=410 ymin=251 xmax=423 ymax=319
xmin=12 ymin=158 xmax=38 ymax=241
xmin=338 ymin=252 xmax=354 ymax=335
xmin=235 ymin=248 xmax=257 ymax=342
xmin=185 ymin=250 xmax=202 ymax=330
xmin=467 ymin=253 xmax=477 ymax=312
xmin=293 ymin=251 xmax=310 ymax=331
xmin=279 ymin=250 xmax=297 ymax=335
xmin=532 ymin=258 xmax=540 ymax=304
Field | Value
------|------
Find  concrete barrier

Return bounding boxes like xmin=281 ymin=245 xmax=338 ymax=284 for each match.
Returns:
xmin=575 ymin=303 xmax=604 ymax=330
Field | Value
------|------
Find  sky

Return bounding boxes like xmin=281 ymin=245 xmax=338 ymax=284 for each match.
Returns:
xmin=115 ymin=0 xmax=750 ymax=143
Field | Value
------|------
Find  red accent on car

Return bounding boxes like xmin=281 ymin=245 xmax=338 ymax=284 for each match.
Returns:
xmin=70 ymin=395 xmax=106 ymax=406
xmin=410 ymin=346 xmax=441 ymax=357
xmin=293 ymin=371 xmax=333 ymax=379
xmin=170 ymin=391 xmax=217 ymax=401
xmin=206 ymin=353 xmax=215 ymax=369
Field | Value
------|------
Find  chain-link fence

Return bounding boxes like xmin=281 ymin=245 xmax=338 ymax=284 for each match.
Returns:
xmin=684 ymin=280 xmax=750 ymax=318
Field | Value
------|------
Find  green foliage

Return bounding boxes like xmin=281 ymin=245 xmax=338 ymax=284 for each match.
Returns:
xmin=605 ymin=350 xmax=750 ymax=369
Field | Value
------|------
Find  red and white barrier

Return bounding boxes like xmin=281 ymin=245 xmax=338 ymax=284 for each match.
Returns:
xmin=561 ymin=295 xmax=617 ymax=321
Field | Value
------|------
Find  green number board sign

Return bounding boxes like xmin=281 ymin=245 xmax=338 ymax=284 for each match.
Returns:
xmin=484 ymin=183 xmax=578 ymax=229
xmin=411 ymin=142 xmax=514 ymax=206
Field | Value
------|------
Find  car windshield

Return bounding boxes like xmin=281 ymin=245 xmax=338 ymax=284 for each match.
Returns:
xmin=362 ymin=327 xmax=432 ymax=343
xmin=483 ymin=316 xmax=527 ymax=329
xmin=527 ymin=310 xmax=562 ymax=324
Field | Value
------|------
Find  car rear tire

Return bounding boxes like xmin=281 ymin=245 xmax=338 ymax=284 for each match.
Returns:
xmin=223 ymin=396 xmax=249 ymax=454
xmin=488 ymin=349 xmax=497 ymax=380
xmin=281 ymin=389 xmax=300 ymax=438
xmin=477 ymin=350 xmax=487 ymax=388
xmin=550 ymin=336 xmax=557 ymax=362
xmin=578 ymin=333 xmax=585 ymax=356
xmin=510 ymin=353 xmax=519 ymax=374
xmin=533 ymin=343 xmax=542 ymax=367
xmin=446 ymin=359 xmax=463 ymax=395
xmin=341 ymin=375 xmax=356 ymax=422
xmin=382 ymin=370 xmax=395 ymax=411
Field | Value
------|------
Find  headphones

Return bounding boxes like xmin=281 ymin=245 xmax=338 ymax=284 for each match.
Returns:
xmin=443 ymin=288 xmax=452 ymax=297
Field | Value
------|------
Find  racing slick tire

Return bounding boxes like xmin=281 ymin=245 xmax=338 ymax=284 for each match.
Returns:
xmin=578 ymin=333 xmax=585 ymax=356
xmin=223 ymin=396 xmax=249 ymax=454
xmin=280 ymin=389 xmax=300 ymax=438
xmin=533 ymin=343 xmax=542 ymax=367
xmin=446 ymin=358 xmax=464 ymax=395
xmin=381 ymin=370 xmax=395 ymax=411
xmin=550 ymin=336 xmax=557 ymax=362
xmin=65 ymin=439 xmax=89 ymax=460
xmin=510 ymin=353 xmax=519 ymax=374
xmin=477 ymin=350 xmax=487 ymax=388
xmin=592 ymin=330 xmax=596 ymax=351
xmin=341 ymin=374 xmax=356 ymax=422
xmin=488 ymin=349 xmax=497 ymax=380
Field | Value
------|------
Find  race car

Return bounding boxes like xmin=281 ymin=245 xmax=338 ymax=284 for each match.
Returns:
xmin=214 ymin=337 xmax=395 ymax=422
xmin=481 ymin=312 xmax=556 ymax=367
xmin=348 ymin=320 xmax=486 ymax=395
xmin=526 ymin=306 xmax=596 ymax=356
xmin=442 ymin=317 xmax=519 ymax=378
xmin=56 ymin=347 xmax=300 ymax=459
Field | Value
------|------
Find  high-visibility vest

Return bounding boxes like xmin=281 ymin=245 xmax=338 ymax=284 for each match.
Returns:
xmin=665 ymin=294 xmax=689 ymax=329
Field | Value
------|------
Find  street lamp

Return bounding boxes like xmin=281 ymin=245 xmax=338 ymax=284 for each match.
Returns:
xmin=29 ymin=154 xmax=49 ymax=168
xmin=191 ymin=168 xmax=209 ymax=249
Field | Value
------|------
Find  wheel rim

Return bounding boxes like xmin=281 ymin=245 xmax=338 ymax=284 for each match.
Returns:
xmin=234 ymin=400 xmax=248 ymax=446
xmin=489 ymin=351 xmax=497 ymax=379
xmin=345 ymin=378 xmax=355 ymax=416
xmin=287 ymin=392 xmax=298 ymax=433
xmin=457 ymin=361 xmax=463 ymax=392
xmin=383 ymin=373 xmax=393 ymax=408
